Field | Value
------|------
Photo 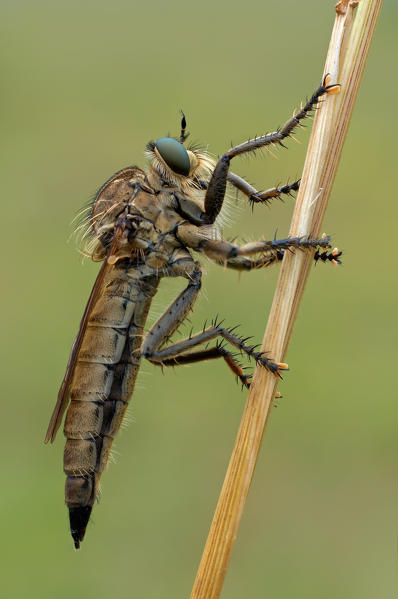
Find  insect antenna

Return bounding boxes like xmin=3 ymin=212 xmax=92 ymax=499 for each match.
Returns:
xmin=179 ymin=110 xmax=189 ymax=143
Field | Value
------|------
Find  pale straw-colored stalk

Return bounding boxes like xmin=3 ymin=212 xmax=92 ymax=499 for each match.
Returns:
xmin=190 ymin=1 xmax=383 ymax=598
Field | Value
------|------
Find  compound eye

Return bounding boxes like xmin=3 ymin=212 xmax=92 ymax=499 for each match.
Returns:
xmin=155 ymin=137 xmax=190 ymax=176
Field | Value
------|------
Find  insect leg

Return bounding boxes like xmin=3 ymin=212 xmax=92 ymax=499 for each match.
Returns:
xmin=143 ymin=323 xmax=286 ymax=379
xmin=234 ymin=236 xmax=341 ymax=261
xmin=203 ymin=75 xmax=339 ymax=223
xmin=141 ymin=262 xmax=202 ymax=357
xmin=227 ymin=172 xmax=300 ymax=207
xmin=200 ymin=173 xmax=300 ymax=208
xmin=150 ymin=345 xmax=252 ymax=387
xmin=224 ymin=253 xmax=284 ymax=271
xmin=177 ymin=223 xmax=341 ymax=266
xmin=224 ymin=245 xmax=343 ymax=269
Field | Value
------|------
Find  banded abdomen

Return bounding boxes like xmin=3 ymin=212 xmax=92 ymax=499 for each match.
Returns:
xmin=63 ymin=266 xmax=158 ymax=548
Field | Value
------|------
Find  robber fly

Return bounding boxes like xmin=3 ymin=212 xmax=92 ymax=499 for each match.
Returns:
xmin=45 ymin=75 xmax=341 ymax=549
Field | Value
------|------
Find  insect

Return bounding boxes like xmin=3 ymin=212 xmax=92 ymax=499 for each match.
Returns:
xmin=45 ymin=75 xmax=341 ymax=549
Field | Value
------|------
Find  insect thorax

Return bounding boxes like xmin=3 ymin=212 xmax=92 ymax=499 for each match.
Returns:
xmin=82 ymin=146 xmax=219 ymax=265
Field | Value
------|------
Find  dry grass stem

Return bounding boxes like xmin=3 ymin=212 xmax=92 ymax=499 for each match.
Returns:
xmin=190 ymin=1 xmax=382 ymax=598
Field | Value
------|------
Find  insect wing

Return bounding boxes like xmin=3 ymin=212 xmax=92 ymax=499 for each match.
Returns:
xmin=44 ymin=234 xmax=120 ymax=443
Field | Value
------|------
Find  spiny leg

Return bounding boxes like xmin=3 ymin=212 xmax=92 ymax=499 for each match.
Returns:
xmin=142 ymin=262 xmax=202 ymax=355
xmin=196 ymin=173 xmax=300 ymax=208
xmin=153 ymin=345 xmax=252 ymax=388
xmin=143 ymin=320 xmax=287 ymax=381
xmin=227 ymin=173 xmax=300 ymax=207
xmin=224 ymin=252 xmax=284 ymax=271
xmin=141 ymin=264 xmax=286 ymax=382
xmin=177 ymin=223 xmax=341 ymax=265
xmin=234 ymin=236 xmax=342 ymax=262
xmin=224 ymin=246 xmax=341 ymax=271
xmin=203 ymin=75 xmax=340 ymax=224
xmin=175 ymin=175 xmax=299 ymax=227
xmin=140 ymin=266 xmax=260 ymax=383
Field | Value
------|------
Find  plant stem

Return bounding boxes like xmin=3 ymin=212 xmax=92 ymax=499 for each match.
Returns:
xmin=190 ymin=1 xmax=382 ymax=598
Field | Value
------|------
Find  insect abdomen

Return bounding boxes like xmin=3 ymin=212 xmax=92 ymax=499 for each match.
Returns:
xmin=63 ymin=270 xmax=158 ymax=547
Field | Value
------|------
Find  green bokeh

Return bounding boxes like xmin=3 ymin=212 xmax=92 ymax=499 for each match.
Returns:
xmin=1 ymin=1 xmax=396 ymax=597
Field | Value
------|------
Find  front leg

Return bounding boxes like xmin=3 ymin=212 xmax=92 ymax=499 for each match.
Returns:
xmin=203 ymin=75 xmax=339 ymax=224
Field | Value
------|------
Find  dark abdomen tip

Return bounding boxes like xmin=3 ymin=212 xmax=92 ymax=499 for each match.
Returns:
xmin=69 ymin=506 xmax=92 ymax=549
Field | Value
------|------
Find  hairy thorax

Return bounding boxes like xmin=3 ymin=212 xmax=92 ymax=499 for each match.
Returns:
xmin=88 ymin=166 xmax=208 ymax=268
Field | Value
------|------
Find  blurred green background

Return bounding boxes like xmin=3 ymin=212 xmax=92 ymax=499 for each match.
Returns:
xmin=1 ymin=0 xmax=396 ymax=597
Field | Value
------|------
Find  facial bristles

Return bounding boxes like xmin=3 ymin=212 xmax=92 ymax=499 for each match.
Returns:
xmin=146 ymin=143 xmax=215 ymax=189
xmin=187 ymin=151 xmax=199 ymax=173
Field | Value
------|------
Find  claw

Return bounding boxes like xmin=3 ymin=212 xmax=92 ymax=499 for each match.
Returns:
xmin=323 ymin=73 xmax=331 ymax=87
xmin=326 ymin=84 xmax=341 ymax=95
xmin=322 ymin=74 xmax=341 ymax=95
